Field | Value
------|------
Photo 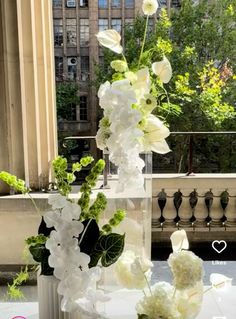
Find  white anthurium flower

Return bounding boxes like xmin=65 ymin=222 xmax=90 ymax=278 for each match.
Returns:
xmin=140 ymin=94 xmax=157 ymax=115
xmin=48 ymin=194 xmax=68 ymax=210
xmin=170 ymin=229 xmax=189 ymax=252
xmin=142 ymin=114 xmax=171 ymax=154
xmin=96 ymin=29 xmax=123 ymax=54
xmin=210 ymin=273 xmax=233 ymax=291
xmin=115 ymin=250 xmax=152 ymax=289
xmin=142 ymin=0 xmax=159 ymax=16
xmin=152 ymin=56 xmax=172 ymax=83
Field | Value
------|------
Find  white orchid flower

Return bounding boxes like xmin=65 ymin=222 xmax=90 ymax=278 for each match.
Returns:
xmin=152 ymin=56 xmax=172 ymax=83
xmin=210 ymin=273 xmax=233 ymax=291
xmin=170 ymin=229 xmax=189 ymax=252
xmin=142 ymin=114 xmax=171 ymax=154
xmin=96 ymin=29 xmax=123 ymax=54
xmin=142 ymin=0 xmax=159 ymax=16
xmin=48 ymin=194 xmax=68 ymax=210
xmin=132 ymin=67 xmax=151 ymax=101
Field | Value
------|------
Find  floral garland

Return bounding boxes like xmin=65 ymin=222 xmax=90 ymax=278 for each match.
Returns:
xmin=96 ymin=0 xmax=171 ymax=192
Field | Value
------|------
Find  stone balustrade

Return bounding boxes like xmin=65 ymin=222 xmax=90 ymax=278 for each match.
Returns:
xmin=152 ymin=174 xmax=236 ymax=243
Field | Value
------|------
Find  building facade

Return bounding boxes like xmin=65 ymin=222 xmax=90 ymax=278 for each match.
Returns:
xmin=52 ymin=0 xmax=180 ymax=158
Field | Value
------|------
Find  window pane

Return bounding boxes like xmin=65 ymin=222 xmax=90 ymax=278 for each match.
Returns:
xmin=79 ymin=96 xmax=88 ymax=121
xmin=81 ymin=56 xmax=90 ymax=81
xmin=55 ymin=56 xmax=64 ymax=81
xmin=111 ymin=19 xmax=122 ymax=33
xmin=111 ymin=0 xmax=121 ymax=8
xmin=53 ymin=0 xmax=62 ymax=7
xmin=67 ymin=57 xmax=77 ymax=81
xmin=66 ymin=0 xmax=76 ymax=8
xmin=66 ymin=19 xmax=76 ymax=46
xmin=98 ymin=0 xmax=108 ymax=8
xmin=98 ymin=19 xmax=108 ymax=32
xmin=54 ymin=19 xmax=63 ymax=46
xmin=80 ymin=0 xmax=88 ymax=7
xmin=80 ymin=19 xmax=89 ymax=46
xmin=125 ymin=0 xmax=134 ymax=8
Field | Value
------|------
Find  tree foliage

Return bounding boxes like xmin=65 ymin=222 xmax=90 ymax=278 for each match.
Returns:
xmin=95 ymin=0 xmax=236 ymax=132
xmin=56 ymin=82 xmax=79 ymax=120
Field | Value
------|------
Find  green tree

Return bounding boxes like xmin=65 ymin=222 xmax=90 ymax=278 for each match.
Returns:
xmin=56 ymin=82 xmax=79 ymax=120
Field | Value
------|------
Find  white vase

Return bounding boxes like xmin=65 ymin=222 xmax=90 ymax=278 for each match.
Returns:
xmin=37 ymin=274 xmax=92 ymax=319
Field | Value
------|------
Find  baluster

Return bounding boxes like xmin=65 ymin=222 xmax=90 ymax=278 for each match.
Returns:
xmin=205 ymin=189 xmax=213 ymax=226
xmin=173 ymin=189 xmax=182 ymax=226
xmin=189 ymin=189 xmax=198 ymax=227
xmin=194 ymin=191 xmax=208 ymax=228
xmin=210 ymin=190 xmax=224 ymax=227
xmin=178 ymin=191 xmax=192 ymax=228
xmin=156 ymin=189 xmax=167 ymax=227
xmin=162 ymin=190 xmax=177 ymax=228
xmin=220 ymin=190 xmax=229 ymax=225
xmin=225 ymin=193 xmax=236 ymax=227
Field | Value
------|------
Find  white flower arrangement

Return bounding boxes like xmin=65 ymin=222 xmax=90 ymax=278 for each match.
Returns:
xmin=115 ymin=229 xmax=232 ymax=319
xmin=96 ymin=0 xmax=171 ymax=192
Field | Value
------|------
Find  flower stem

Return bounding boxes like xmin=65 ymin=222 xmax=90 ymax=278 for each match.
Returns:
xmin=28 ymin=194 xmax=42 ymax=216
xmin=144 ymin=273 xmax=153 ymax=296
xmin=138 ymin=16 xmax=149 ymax=68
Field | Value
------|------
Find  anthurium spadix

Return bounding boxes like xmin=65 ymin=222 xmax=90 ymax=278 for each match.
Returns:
xmin=152 ymin=56 xmax=172 ymax=83
xmin=96 ymin=29 xmax=123 ymax=54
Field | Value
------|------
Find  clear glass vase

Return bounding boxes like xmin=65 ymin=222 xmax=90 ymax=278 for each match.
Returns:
xmin=99 ymin=152 xmax=152 ymax=291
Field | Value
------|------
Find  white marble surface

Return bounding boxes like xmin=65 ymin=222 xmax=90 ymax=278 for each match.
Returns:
xmin=0 ymin=286 xmax=235 ymax=319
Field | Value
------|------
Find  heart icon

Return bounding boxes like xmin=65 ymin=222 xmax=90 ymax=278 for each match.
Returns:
xmin=212 ymin=240 xmax=227 ymax=254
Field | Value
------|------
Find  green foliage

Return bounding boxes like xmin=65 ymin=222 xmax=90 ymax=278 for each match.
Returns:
xmin=95 ymin=1 xmax=236 ymax=132
xmin=89 ymin=233 xmax=125 ymax=268
xmin=56 ymin=82 xmax=80 ymax=120
xmin=102 ymin=209 xmax=126 ymax=234
xmin=0 ymin=171 xmax=29 ymax=194
xmin=6 ymin=267 xmax=29 ymax=300
xmin=26 ymin=235 xmax=53 ymax=276
xmin=52 ymin=155 xmax=94 ymax=196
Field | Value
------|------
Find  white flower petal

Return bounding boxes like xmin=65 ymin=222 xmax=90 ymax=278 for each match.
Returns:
xmin=170 ymin=229 xmax=189 ymax=252
xmin=96 ymin=29 xmax=123 ymax=54
xmin=210 ymin=273 xmax=233 ymax=291
xmin=142 ymin=0 xmax=159 ymax=16
xmin=152 ymin=56 xmax=172 ymax=83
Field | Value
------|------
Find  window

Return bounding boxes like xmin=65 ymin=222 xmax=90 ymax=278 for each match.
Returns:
xmin=80 ymin=19 xmax=89 ymax=46
xmin=111 ymin=0 xmax=121 ymax=8
xmin=80 ymin=56 xmax=90 ymax=81
xmin=66 ymin=19 xmax=76 ymax=46
xmin=125 ymin=0 xmax=134 ymax=8
xmin=55 ymin=56 xmax=64 ymax=80
xmin=67 ymin=57 xmax=77 ymax=81
xmin=172 ymin=0 xmax=181 ymax=7
xmin=98 ymin=19 xmax=108 ymax=32
xmin=125 ymin=18 xmax=134 ymax=26
xmin=80 ymin=0 xmax=88 ymax=7
xmin=98 ymin=0 xmax=108 ymax=8
xmin=66 ymin=0 xmax=76 ymax=8
xmin=99 ymin=56 xmax=105 ymax=66
xmin=54 ymin=19 xmax=63 ymax=46
xmin=53 ymin=0 xmax=62 ymax=7
xmin=111 ymin=19 xmax=122 ymax=33
xmin=79 ymin=96 xmax=88 ymax=121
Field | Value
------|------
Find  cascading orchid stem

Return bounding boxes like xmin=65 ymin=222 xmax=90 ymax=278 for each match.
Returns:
xmin=138 ymin=15 xmax=149 ymax=68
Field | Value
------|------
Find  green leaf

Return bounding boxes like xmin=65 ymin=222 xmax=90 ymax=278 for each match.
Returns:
xmin=89 ymin=233 xmax=125 ymax=268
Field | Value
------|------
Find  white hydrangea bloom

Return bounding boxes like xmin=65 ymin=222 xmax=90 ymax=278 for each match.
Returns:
xmin=168 ymin=250 xmax=203 ymax=290
xmin=176 ymin=281 xmax=203 ymax=319
xmin=136 ymin=282 xmax=181 ymax=319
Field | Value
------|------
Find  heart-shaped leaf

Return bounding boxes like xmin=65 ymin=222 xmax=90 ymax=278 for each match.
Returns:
xmin=89 ymin=233 xmax=125 ymax=268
